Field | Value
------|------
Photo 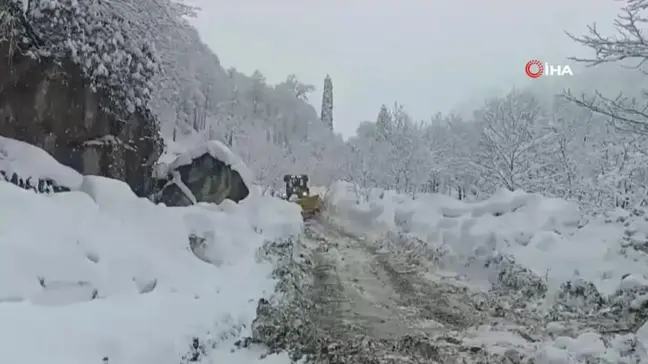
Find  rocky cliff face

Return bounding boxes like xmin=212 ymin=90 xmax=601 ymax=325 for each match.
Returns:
xmin=0 ymin=41 xmax=163 ymax=197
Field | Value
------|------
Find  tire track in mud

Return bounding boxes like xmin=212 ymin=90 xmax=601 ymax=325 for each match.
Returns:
xmin=309 ymin=220 xmax=482 ymax=335
xmin=300 ymin=219 xmax=499 ymax=363
xmin=310 ymin=242 xmax=347 ymax=338
xmin=307 ymin=222 xmax=411 ymax=340
xmin=375 ymin=253 xmax=470 ymax=329
xmin=363 ymin=242 xmax=483 ymax=331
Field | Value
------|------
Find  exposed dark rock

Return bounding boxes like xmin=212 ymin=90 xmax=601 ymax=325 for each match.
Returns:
xmin=392 ymin=335 xmax=440 ymax=360
xmin=556 ymin=279 xmax=605 ymax=311
xmin=157 ymin=183 xmax=196 ymax=207
xmin=180 ymin=337 xmax=207 ymax=363
xmin=0 ymin=170 xmax=70 ymax=193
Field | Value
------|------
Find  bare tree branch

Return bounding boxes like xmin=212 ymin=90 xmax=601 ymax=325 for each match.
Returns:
xmin=565 ymin=0 xmax=648 ymax=134
xmin=563 ymin=90 xmax=648 ymax=135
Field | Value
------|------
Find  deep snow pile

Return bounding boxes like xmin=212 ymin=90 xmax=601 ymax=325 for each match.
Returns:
xmin=325 ymin=181 xmax=648 ymax=296
xmin=0 ymin=141 xmax=303 ymax=363
xmin=324 ymin=181 xmax=648 ymax=362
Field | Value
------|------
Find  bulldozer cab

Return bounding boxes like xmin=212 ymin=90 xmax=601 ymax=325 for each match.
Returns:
xmin=282 ymin=174 xmax=322 ymax=220
xmin=283 ymin=174 xmax=309 ymax=200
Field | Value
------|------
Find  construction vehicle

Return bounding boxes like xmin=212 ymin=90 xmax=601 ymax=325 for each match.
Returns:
xmin=283 ymin=174 xmax=323 ymax=220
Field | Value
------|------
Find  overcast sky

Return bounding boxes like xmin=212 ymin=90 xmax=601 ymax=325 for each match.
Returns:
xmin=189 ymin=0 xmax=621 ymax=138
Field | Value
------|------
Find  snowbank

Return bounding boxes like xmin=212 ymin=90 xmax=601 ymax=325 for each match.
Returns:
xmin=325 ymin=181 xmax=648 ymax=296
xmin=0 ymin=172 xmax=301 ymax=362
xmin=0 ymin=136 xmax=83 ymax=190
xmin=324 ymin=181 xmax=391 ymax=234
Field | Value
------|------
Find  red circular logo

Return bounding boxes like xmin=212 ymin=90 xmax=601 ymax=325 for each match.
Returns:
xmin=525 ymin=60 xmax=543 ymax=78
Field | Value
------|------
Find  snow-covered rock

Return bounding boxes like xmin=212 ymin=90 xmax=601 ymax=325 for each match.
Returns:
xmin=153 ymin=140 xmax=253 ymax=206
xmin=0 ymin=136 xmax=82 ymax=192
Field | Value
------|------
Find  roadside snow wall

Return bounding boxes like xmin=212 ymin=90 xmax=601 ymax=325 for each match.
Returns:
xmin=325 ymin=181 xmax=648 ymax=296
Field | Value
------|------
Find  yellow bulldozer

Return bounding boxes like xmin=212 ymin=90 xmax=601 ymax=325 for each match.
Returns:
xmin=283 ymin=174 xmax=323 ymax=220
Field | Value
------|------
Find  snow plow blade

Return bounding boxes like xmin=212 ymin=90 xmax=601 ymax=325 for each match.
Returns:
xmin=296 ymin=195 xmax=323 ymax=220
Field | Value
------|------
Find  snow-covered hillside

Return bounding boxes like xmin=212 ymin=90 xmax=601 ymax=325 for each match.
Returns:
xmin=0 ymin=139 xmax=303 ymax=363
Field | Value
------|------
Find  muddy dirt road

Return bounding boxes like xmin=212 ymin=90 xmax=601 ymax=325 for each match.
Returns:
xmin=248 ymin=217 xmax=646 ymax=363
xmin=296 ymin=219 xmax=516 ymax=363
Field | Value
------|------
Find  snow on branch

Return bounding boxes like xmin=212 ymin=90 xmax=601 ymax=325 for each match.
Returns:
xmin=566 ymin=0 xmax=648 ymax=68
xmin=565 ymin=0 xmax=648 ymax=135
xmin=3 ymin=0 xmax=191 ymax=116
xmin=564 ymin=90 xmax=648 ymax=135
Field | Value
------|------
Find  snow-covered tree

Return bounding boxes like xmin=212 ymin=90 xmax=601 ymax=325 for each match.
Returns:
xmin=234 ymin=123 xmax=287 ymax=195
xmin=427 ymin=114 xmax=481 ymax=199
xmin=470 ymin=90 xmax=550 ymax=192
xmin=345 ymin=122 xmax=388 ymax=201
xmin=17 ymin=0 xmax=198 ymax=115
xmin=566 ymin=0 xmax=648 ymax=134
xmin=345 ymin=103 xmax=431 ymax=195
xmin=542 ymin=98 xmax=590 ymax=199
xmin=375 ymin=104 xmax=392 ymax=141
xmin=387 ymin=107 xmax=431 ymax=195
xmin=275 ymin=74 xmax=315 ymax=102
xmin=320 ymin=74 xmax=333 ymax=130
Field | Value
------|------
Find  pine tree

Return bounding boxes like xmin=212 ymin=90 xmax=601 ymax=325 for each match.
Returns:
xmin=376 ymin=104 xmax=391 ymax=140
xmin=320 ymin=74 xmax=333 ymax=130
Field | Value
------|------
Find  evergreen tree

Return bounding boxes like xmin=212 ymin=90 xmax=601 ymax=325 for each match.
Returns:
xmin=320 ymin=74 xmax=334 ymax=130
xmin=376 ymin=104 xmax=391 ymax=140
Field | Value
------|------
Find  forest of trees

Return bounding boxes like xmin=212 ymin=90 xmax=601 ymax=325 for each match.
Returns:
xmin=149 ymin=0 xmax=648 ymax=213
xmin=9 ymin=0 xmax=648 ymax=213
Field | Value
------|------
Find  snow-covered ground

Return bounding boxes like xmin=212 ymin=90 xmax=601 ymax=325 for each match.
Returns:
xmin=0 ymin=138 xmax=302 ymax=363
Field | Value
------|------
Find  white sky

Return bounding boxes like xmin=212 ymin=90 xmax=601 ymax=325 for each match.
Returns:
xmin=189 ymin=0 xmax=621 ymax=137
